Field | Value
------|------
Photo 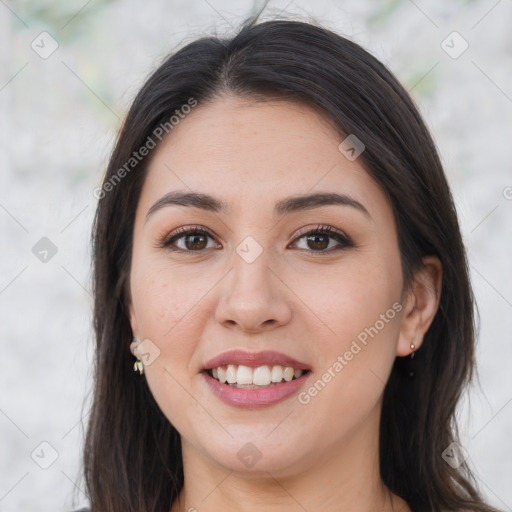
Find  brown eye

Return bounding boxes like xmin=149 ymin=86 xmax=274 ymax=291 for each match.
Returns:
xmin=159 ymin=224 xmax=353 ymax=255
xmin=291 ymin=225 xmax=354 ymax=253
xmin=160 ymin=226 xmax=219 ymax=253
xmin=182 ymin=232 xmax=208 ymax=250
xmin=304 ymin=233 xmax=330 ymax=251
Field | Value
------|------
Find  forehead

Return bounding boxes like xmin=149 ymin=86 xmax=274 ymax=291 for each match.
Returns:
xmin=138 ymin=96 xmax=389 ymax=221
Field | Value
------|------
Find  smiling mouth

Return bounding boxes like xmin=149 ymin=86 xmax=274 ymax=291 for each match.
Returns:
xmin=205 ymin=364 xmax=311 ymax=389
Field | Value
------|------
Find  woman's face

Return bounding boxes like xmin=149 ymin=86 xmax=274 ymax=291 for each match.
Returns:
xmin=128 ymin=96 xmax=410 ymax=477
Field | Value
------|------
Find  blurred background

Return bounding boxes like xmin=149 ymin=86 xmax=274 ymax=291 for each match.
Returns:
xmin=1 ymin=0 xmax=511 ymax=510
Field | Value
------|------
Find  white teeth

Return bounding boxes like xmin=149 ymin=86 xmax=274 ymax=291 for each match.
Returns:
xmin=236 ymin=365 xmax=253 ymax=385
xmin=271 ymin=365 xmax=283 ymax=382
xmin=209 ymin=364 xmax=307 ymax=386
xmin=226 ymin=364 xmax=237 ymax=384
xmin=253 ymin=365 xmax=271 ymax=385
xmin=283 ymin=367 xmax=294 ymax=381
xmin=217 ymin=366 xmax=226 ymax=383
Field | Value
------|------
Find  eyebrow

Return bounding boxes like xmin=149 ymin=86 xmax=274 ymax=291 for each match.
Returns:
xmin=145 ymin=190 xmax=372 ymax=223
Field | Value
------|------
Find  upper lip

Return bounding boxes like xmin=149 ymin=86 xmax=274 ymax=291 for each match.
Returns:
xmin=203 ymin=350 xmax=311 ymax=371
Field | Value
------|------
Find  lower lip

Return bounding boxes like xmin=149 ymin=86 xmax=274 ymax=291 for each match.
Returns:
xmin=202 ymin=371 xmax=312 ymax=409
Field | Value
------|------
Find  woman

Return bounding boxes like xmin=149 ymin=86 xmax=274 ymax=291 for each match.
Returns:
xmin=82 ymin=13 xmax=500 ymax=512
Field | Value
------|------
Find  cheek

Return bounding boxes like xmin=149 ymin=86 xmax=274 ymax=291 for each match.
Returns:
xmin=290 ymin=253 xmax=402 ymax=415
xmin=130 ymin=254 xmax=210 ymax=338
xmin=291 ymin=251 xmax=402 ymax=345
xmin=130 ymin=263 xmax=207 ymax=432
xmin=129 ymin=263 xmax=201 ymax=396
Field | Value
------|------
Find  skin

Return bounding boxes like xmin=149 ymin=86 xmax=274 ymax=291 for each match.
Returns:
xmin=127 ymin=95 xmax=442 ymax=512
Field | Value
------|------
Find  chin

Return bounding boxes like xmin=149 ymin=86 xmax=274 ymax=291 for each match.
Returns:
xmin=199 ymin=434 xmax=309 ymax=476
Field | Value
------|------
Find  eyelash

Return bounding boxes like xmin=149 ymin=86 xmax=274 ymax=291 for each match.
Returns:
xmin=157 ymin=224 xmax=354 ymax=255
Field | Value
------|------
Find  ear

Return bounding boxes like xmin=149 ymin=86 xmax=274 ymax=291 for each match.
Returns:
xmin=396 ymin=255 xmax=442 ymax=357
xmin=127 ymin=293 xmax=139 ymax=340
xmin=127 ymin=298 xmax=141 ymax=356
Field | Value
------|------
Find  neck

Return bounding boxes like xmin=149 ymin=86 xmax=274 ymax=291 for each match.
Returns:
xmin=170 ymin=404 xmax=409 ymax=512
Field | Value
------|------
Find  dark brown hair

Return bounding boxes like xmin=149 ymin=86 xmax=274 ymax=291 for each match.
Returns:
xmin=83 ymin=12 xmax=499 ymax=512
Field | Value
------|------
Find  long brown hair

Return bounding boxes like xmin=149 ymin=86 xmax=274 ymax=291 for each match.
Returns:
xmin=83 ymin=12 xmax=500 ymax=512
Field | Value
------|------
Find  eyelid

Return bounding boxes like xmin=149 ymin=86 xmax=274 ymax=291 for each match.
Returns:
xmin=291 ymin=224 xmax=347 ymax=240
xmin=158 ymin=224 xmax=218 ymax=248
xmin=288 ymin=224 xmax=353 ymax=252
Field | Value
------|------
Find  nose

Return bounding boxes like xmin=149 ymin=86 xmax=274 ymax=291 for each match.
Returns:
xmin=214 ymin=250 xmax=293 ymax=333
